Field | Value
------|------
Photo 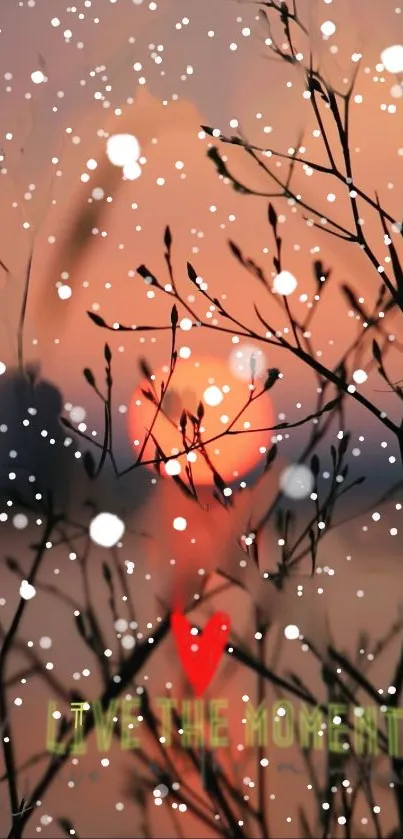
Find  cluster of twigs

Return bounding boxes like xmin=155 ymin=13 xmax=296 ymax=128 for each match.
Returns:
xmin=2 ymin=0 xmax=403 ymax=837
xmin=1 ymin=481 xmax=403 ymax=839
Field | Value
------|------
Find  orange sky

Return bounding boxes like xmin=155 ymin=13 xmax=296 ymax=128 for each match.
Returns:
xmin=1 ymin=1 xmax=403 ymax=837
xmin=0 ymin=0 xmax=402 ymax=426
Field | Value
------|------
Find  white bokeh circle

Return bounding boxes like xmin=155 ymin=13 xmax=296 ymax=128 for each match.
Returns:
xmin=381 ymin=45 xmax=403 ymax=74
xmin=89 ymin=512 xmax=125 ymax=547
xmin=229 ymin=344 xmax=266 ymax=381
xmin=279 ymin=464 xmax=314 ymax=499
xmin=273 ymin=270 xmax=297 ymax=296
xmin=106 ymin=134 xmax=140 ymax=167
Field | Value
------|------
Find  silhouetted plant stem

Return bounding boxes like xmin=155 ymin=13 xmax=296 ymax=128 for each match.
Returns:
xmin=255 ymin=612 xmax=270 ymax=839
xmin=0 ymin=500 xmax=59 ymax=838
xmin=17 ymin=249 xmax=34 ymax=375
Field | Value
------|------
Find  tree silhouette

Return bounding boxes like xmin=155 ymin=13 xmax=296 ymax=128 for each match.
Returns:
xmin=1 ymin=1 xmax=403 ymax=838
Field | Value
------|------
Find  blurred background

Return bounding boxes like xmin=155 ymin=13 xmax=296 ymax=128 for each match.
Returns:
xmin=0 ymin=0 xmax=403 ymax=836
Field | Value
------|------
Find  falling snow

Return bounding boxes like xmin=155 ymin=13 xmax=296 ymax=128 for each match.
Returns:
xmin=0 ymin=0 xmax=401 ymax=836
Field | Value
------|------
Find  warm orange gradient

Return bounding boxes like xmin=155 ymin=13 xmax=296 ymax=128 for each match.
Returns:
xmin=128 ymin=356 xmax=274 ymax=484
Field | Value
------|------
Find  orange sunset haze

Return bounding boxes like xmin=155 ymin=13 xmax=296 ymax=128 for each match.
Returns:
xmin=128 ymin=355 xmax=274 ymax=484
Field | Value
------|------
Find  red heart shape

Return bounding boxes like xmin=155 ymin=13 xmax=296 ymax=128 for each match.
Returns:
xmin=171 ymin=611 xmax=230 ymax=697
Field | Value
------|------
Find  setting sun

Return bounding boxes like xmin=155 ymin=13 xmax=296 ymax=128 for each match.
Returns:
xmin=128 ymin=356 xmax=274 ymax=484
